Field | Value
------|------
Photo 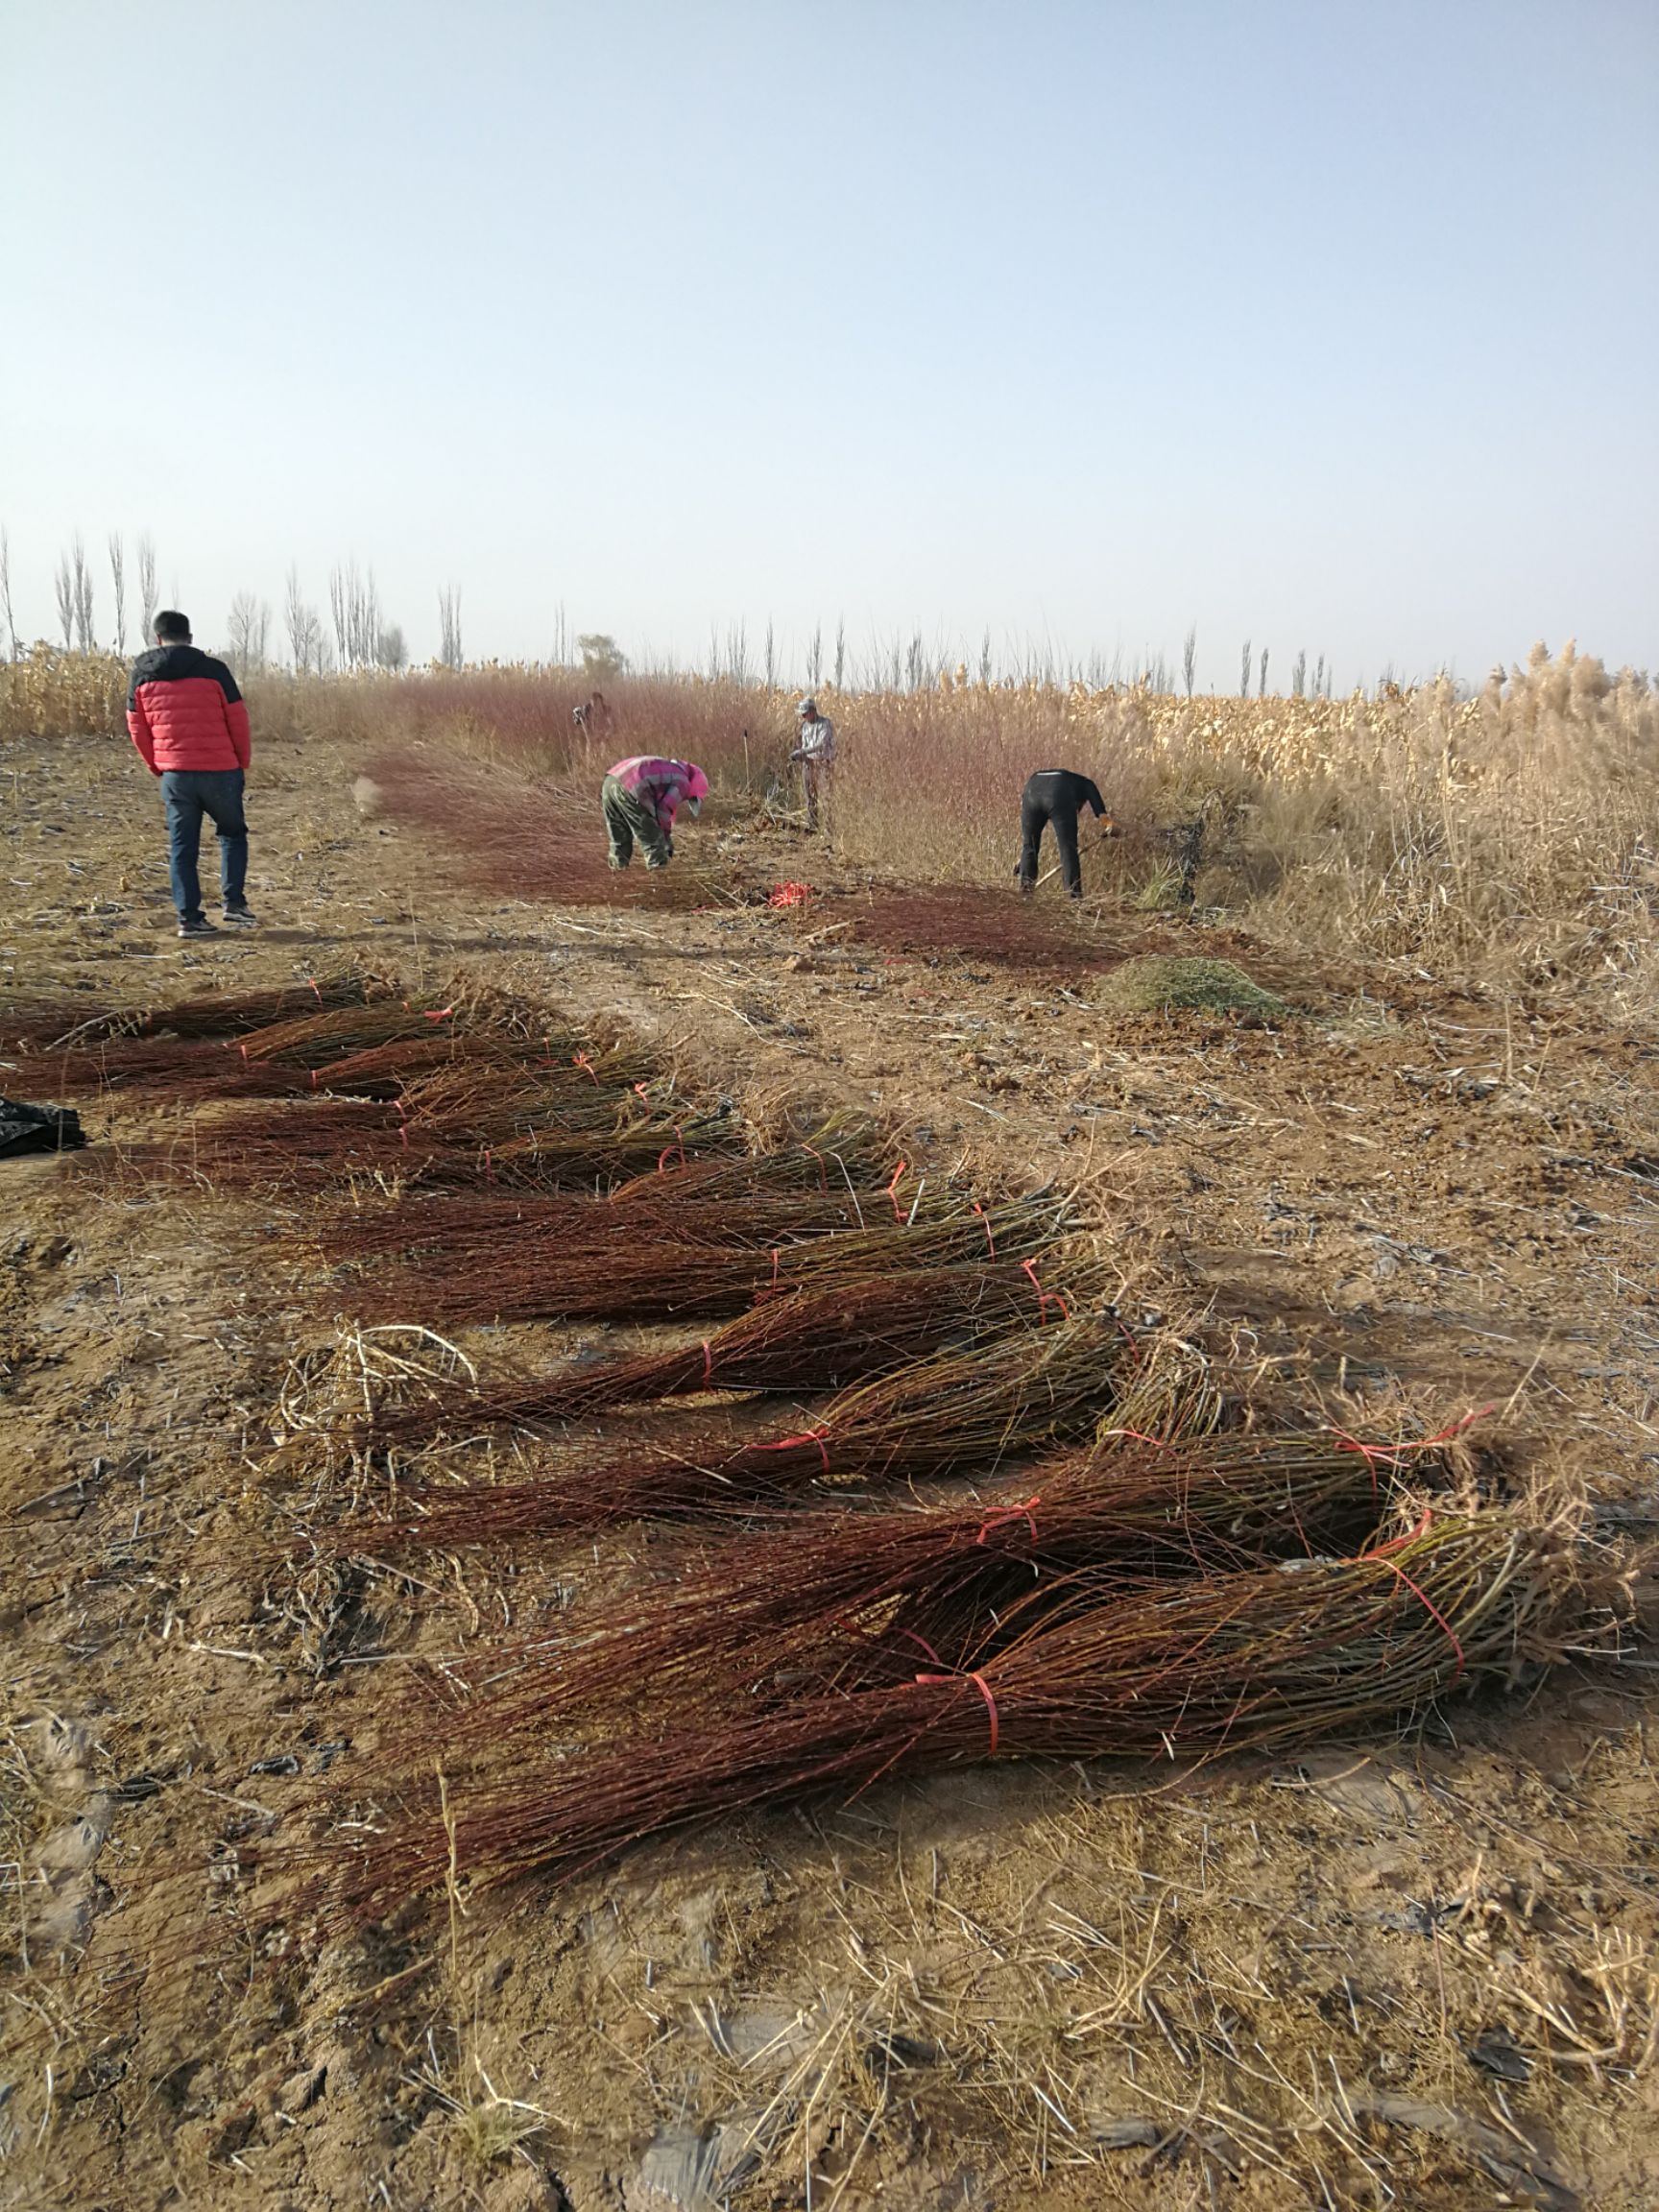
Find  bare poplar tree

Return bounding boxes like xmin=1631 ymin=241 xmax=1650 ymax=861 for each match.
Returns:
xmin=805 ymin=624 xmax=823 ymax=691
xmin=1258 ymin=647 xmax=1269 ymax=699
xmin=1239 ymin=639 xmax=1251 ymax=698
xmin=437 ymin=584 xmax=463 ymax=669
xmin=55 ymin=551 xmax=75 ymax=647
xmin=328 ymin=561 xmax=385 ymax=669
xmin=108 ymin=534 xmax=128 ymax=655
xmin=68 ymin=536 xmax=96 ymax=651
xmin=832 ymin=617 xmax=847 ymax=690
xmin=0 ymin=527 xmax=15 ymax=660
xmin=136 ymin=534 xmax=158 ymax=640
xmin=374 ymin=622 xmax=407 ymax=672
xmin=1183 ymin=625 xmax=1197 ymax=698
xmin=1291 ymin=648 xmax=1307 ymax=699
xmin=226 ymin=591 xmax=272 ymax=675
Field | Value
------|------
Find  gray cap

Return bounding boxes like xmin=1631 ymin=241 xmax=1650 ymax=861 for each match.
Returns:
xmin=796 ymin=696 xmax=816 ymax=714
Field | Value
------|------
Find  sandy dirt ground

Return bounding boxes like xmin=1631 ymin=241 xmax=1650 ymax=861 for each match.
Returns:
xmin=2 ymin=717 xmax=1657 ymax=2211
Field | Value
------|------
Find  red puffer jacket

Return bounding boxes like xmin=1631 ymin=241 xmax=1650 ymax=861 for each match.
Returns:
xmin=126 ymin=644 xmax=252 ymax=774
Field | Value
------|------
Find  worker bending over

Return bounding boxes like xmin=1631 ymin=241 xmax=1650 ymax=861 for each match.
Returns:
xmin=1016 ymin=768 xmax=1114 ymax=901
xmin=601 ymin=755 xmax=709 ymax=870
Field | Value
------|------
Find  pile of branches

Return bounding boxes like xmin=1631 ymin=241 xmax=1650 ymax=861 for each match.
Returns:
xmin=372 ymin=1259 xmax=1104 ymax=1441
xmin=353 ymin=1310 xmax=1131 ymax=1544
xmin=324 ymin=1511 xmax=1589 ymax=1911
xmin=0 ymin=973 xmax=375 ymax=1053
xmin=372 ymin=1428 xmax=1390 ymax=1763
xmin=344 ymin=1196 xmax=1063 ymax=1330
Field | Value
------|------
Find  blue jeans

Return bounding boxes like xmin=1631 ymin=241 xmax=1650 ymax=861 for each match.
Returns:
xmin=161 ymin=769 xmax=248 ymax=922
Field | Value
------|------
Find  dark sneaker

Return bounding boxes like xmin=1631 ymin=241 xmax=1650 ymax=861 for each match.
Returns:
xmin=222 ymin=903 xmax=259 ymax=928
xmin=178 ymin=917 xmax=220 ymax=939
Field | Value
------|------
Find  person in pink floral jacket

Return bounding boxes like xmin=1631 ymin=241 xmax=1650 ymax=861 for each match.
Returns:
xmin=601 ymin=756 xmax=709 ymax=870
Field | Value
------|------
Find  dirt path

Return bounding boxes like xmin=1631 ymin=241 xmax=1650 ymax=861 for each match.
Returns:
xmin=2 ymin=721 xmax=1656 ymax=2211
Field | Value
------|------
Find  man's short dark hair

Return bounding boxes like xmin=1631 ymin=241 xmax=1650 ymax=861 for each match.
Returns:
xmin=155 ymin=610 xmax=191 ymax=641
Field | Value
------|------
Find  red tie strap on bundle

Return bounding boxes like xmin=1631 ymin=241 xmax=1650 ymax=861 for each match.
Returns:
xmin=972 ymin=1201 xmax=997 ymax=1258
xmin=767 ymin=880 xmax=812 ymax=909
xmin=1110 ymin=1314 xmax=1143 ymax=1366
xmin=701 ymin=1340 xmax=713 ymax=1385
xmin=1021 ymin=1259 xmax=1070 ymax=1323
xmin=656 ymin=1127 xmax=687 ymax=1174
xmin=1334 ymin=1404 xmax=1493 ymax=1499
xmin=756 ymin=1426 xmax=832 ymax=1474
xmin=573 ymin=1051 xmax=600 ymax=1085
xmin=306 ymin=976 xmax=323 ymax=1000
xmin=975 ymin=1496 xmax=1040 ymax=1546
xmin=915 ymin=1669 xmax=1000 ymax=1753
xmin=1373 ymin=1544 xmax=1466 ymax=1684
xmin=884 ymin=1160 xmax=908 ymax=1223
xmin=800 ymin=1141 xmax=830 ymax=1193
xmin=423 ymin=1006 xmax=455 ymax=1022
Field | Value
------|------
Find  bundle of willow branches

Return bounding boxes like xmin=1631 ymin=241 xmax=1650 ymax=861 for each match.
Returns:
xmin=378 ymin=1430 xmax=1396 ymax=1762
xmin=0 ymin=973 xmax=373 ymax=1051
xmin=366 ymin=1259 xmax=1099 ymax=1448
xmin=114 ymin=1099 xmax=743 ymax=1197
xmin=329 ymin=1514 xmax=1579 ymax=1911
xmin=361 ymin=1311 xmax=1127 ymax=1544
xmin=350 ymin=1197 xmax=1061 ymax=1329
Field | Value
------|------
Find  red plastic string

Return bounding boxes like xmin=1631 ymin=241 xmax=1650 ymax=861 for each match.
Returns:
xmin=1363 ymin=1507 xmax=1434 ymax=1559
xmin=483 ymin=1147 xmax=494 ymax=1184
xmin=800 ymin=1141 xmax=829 ymax=1193
xmin=885 ymin=1160 xmax=908 ymax=1222
xmin=1108 ymin=1428 xmax=1171 ymax=1448
xmin=238 ymin=1042 xmax=249 ymax=1061
xmin=1111 ymin=1315 xmax=1143 ymax=1366
xmin=975 ymin=1496 xmax=1040 ymax=1546
xmin=656 ymin=1129 xmax=687 ymax=1174
xmin=902 ymin=1629 xmax=944 ymax=1666
xmin=972 ymin=1201 xmax=997 ymax=1258
xmin=1021 ymin=1259 xmax=1070 ymax=1323
xmin=573 ymin=1051 xmax=599 ymax=1085
xmin=915 ymin=1669 xmax=1000 ymax=1753
xmin=757 ymin=1427 xmax=831 ymax=1473
xmin=1336 ymin=1404 xmax=1496 ymax=1497
xmin=306 ymin=977 xmax=323 ymax=1000
xmin=770 ymin=1248 xmax=781 ymax=1287
xmin=423 ymin=1006 xmax=455 ymax=1022
xmin=701 ymin=1340 xmax=712 ymax=1385
xmin=309 ymin=1067 xmax=320 ymax=1090
xmin=1376 ymin=1551 xmax=1466 ymax=1683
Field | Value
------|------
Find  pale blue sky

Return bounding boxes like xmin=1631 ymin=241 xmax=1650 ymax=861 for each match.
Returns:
xmin=4 ymin=0 xmax=1655 ymax=685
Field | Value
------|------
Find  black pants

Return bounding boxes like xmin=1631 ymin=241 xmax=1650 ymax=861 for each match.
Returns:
xmin=1018 ymin=774 xmax=1084 ymax=898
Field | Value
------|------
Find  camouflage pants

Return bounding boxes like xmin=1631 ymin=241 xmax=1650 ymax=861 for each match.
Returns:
xmin=601 ymin=775 xmax=671 ymax=869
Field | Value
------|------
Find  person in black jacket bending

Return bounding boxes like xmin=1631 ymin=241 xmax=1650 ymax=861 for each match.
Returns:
xmin=1016 ymin=768 xmax=1114 ymax=901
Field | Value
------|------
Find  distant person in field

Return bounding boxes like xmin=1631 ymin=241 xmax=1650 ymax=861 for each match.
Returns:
xmin=1016 ymin=768 xmax=1115 ymax=901
xmin=572 ymin=690 xmax=615 ymax=739
xmin=790 ymin=696 xmax=835 ymax=831
xmin=126 ymin=610 xmax=256 ymax=939
xmin=601 ymin=755 xmax=709 ymax=871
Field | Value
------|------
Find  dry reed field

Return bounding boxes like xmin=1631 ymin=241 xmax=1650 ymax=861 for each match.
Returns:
xmin=2 ymin=649 xmax=1657 ymax=2212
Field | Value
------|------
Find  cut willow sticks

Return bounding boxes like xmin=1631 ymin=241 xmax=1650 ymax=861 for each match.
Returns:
xmin=0 ymin=973 xmax=374 ymax=1051
xmin=381 ymin=1430 xmax=1397 ymax=1762
xmin=366 ymin=1260 xmax=1102 ymax=1446
xmin=349 ymin=1197 xmax=1062 ymax=1329
xmin=360 ymin=1311 xmax=1128 ymax=1544
xmin=331 ymin=1514 xmax=1583 ymax=1910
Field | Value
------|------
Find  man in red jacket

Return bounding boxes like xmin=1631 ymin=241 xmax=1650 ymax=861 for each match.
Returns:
xmin=126 ymin=610 xmax=257 ymax=938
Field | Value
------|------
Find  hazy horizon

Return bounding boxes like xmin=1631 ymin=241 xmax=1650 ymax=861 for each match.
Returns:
xmin=4 ymin=0 xmax=1655 ymax=689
